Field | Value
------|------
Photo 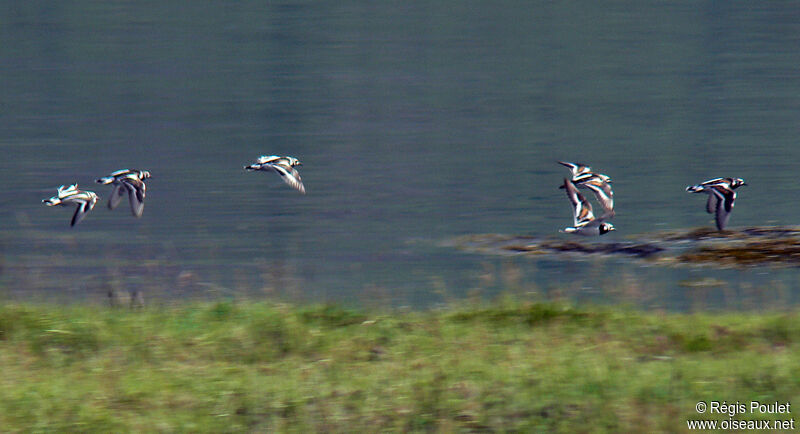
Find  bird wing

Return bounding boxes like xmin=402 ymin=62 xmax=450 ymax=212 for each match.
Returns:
xmin=711 ymin=187 xmax=736 ymax=230
xmin=714 ymin=196 xmax=730 ymax=231
xmin=698 ymin=177 xmax=726 ymax=188
xmin=108 ymin=183 xmax=125 ymax=210
xmin=705 ymin=193 xmax=718 ymax=214
xmin=563 ymin=178 xmax=594 ymax=226
xmin=581 ymin=177 xmax=614 ymax=216
xmin=121 ymin=177 xmax=146 ymax=217
xmin=71 ymin=200 xmax=91 ymax=227
xmin=271 ymin=164 xmax=306 ymax=194
xmin=711 ymin=185 xmax=736 ymax=213
xmin=256 ymin=155 xmax=281 ymax=164
xmin=110 ymin=169 xmax=133 ymax=178
xmin=558 ymin=161 xmax=591 ymax=177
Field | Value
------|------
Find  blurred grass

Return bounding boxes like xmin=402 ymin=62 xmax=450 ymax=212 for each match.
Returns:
xmin=0 ymin=299 xmax=798 ymax=432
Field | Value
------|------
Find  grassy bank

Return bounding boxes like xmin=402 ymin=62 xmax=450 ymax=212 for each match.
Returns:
xmin=0 ymin=300 xmax=798 ymax=432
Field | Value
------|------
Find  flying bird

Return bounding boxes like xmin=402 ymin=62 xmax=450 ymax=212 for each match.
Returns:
xmin=244 ymin=155 xmax=306 ymax=194
xmin=558 ymin=161 xmax=614 ymax=215
xmin=686 ymin=177 xmax=746 ymax=231
xmin=96 ymin=169 xmax=151 ymax=218
xmin=560 ymin=178 xmax=615 ymax=236
xmin=42 ymin=184 xmax=99 ymax=227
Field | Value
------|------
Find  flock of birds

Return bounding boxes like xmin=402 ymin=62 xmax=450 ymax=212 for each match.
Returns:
xmin=42 ymin=155 xmax=746 ymax=236
xmin=558 ymin=161 xmax=616 ymax=236
xmin=556 ymin=160 xmax=746 ymax=235
xmin=42 ymin=155 xmax=306 ymax=227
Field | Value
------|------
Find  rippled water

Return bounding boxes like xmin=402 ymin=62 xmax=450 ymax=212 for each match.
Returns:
xmin=2 ymin=2 xmax=800 ymax=308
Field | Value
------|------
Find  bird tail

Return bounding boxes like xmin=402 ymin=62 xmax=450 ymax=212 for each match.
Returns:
xmin=96 ymin=176 xmax=114 ymax=184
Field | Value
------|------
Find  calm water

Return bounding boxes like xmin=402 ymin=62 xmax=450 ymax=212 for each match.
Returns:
xmin=2 ymin=2 xmax=800 ymax=309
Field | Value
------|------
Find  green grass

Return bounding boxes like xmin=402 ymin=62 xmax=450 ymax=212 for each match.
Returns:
xmin=0 ymin=299 xmax=798 ymax=432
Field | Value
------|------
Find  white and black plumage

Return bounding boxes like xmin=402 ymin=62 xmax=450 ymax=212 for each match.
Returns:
xmin=686 ymin=177 xmax=746 ymax=231
xmin=558 ymin=161 xmax=612 ymax=184
xmin=244 ymin=155 xmax=306 ymax=194
xmin=558 ymin=161 xmax=614 ymax=216
xmin=42 ymin=184 xmax=99 ymax=227
xmin=96 ymin=169 xmax=151 ymax=218
xmin=560 ymin=178 xmax=615 ymax=236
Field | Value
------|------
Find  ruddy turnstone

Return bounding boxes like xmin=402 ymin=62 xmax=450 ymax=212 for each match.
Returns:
xmin=96 ymin=169 xmax=151 ymax=218
xmin=42 ymin=184 xmax=99 ymax=227
xmin=244 ymin=155 xmax=306 ymax=194
xmin=560 ymin=178 xmax=615 ymax=236
xmin=686 ymin=177 xmax=746 ymax=231
xmin=558 ymin=161 xmax=614 ymax=215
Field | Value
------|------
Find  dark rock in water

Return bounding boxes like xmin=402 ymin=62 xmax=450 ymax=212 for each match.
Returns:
xmin=656 ymin=226 xmax=800 ymax=242
xmin=740 ymin=227 xmax=800 ymax=238
xmin=605 ymin=243 xmax=665 ymax=258
xmin=502 ymin=244 xmax=542 ymax=253
xmin=449 ymin=226 xmax=800 ymax=268
xmin=537 ymin=241 xmax=665 ymax=258
xmin=679 ymin=238 xmax=800 ymax=267
xmin=658 ymin=227 xmax=741 ymax=241
xmin=537 ymin=241 xmax=589 ymax=254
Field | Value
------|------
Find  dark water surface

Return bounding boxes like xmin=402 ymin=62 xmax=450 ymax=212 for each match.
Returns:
xmin=2 ymin=2 xmax=800 ymax=309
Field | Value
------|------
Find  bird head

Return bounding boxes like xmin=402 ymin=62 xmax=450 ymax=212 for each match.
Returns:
xmin=599 ymin=223 xmax=615 ymax=235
